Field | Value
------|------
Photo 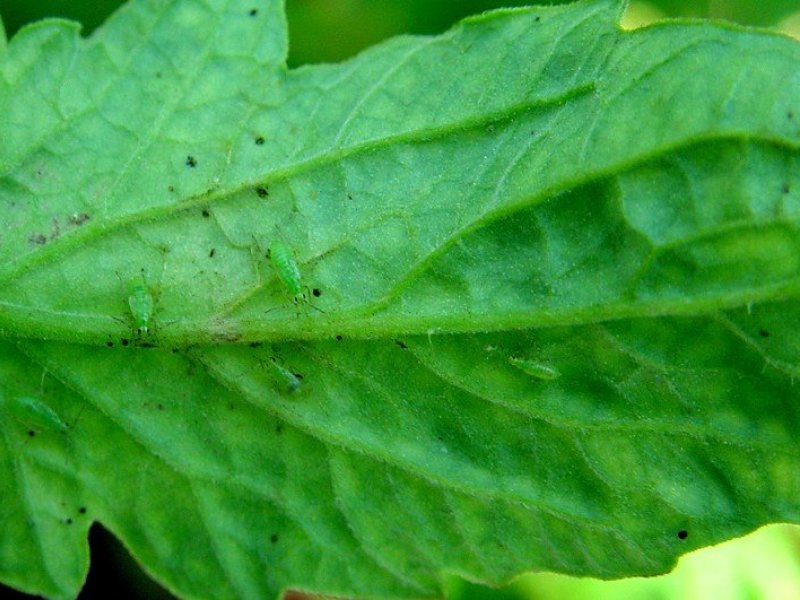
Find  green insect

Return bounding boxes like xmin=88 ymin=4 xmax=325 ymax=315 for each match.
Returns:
xmin=123 ymin=271 xmax=155 ymax=337
xmin=1 ymin=395 xmax=71 ymax=434
xmin=268 ymin=357 xmax=302 ymax=395
xmin=509 ymin=357 xmax=560 ymax=381
xmin=268 ymin=240 xmax=305 ymax=303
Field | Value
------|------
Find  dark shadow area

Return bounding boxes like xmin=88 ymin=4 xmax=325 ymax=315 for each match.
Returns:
xmin=0 ymin=582 xmax=39 ymax=599
xmin=79 ymin=524 xmax=175 ymax=599
xmin=0 ymin=524 xmax=176 ymax=599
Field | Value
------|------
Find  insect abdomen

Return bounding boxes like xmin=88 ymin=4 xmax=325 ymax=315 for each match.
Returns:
xmin=269 ymin=241 xmax=302 ymax=298
xmin=128 ymin=280 xmax=154 ymax=335
xmin=2 ymin=395 xmax=68 ymax=432
xmin=509 ymin=357 xmax=560 ymax=381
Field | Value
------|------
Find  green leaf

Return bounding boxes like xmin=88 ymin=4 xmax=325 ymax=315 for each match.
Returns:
xmin=1 ymin=0 xmax=800 ymax=598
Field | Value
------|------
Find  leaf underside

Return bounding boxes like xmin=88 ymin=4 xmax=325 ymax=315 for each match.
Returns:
xmin=1 ymin=0 xmax=800 ymax=598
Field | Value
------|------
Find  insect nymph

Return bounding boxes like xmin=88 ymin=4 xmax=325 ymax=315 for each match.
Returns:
xmin=126 ymin=271 xmax=155 ymax=336
xmin=268 ymin=240 xmax=306 ymax=304
xmin=508 ymin=357 xmax=560 ymax=381
xmin=2 ymin=395 xmax=69 ymax=433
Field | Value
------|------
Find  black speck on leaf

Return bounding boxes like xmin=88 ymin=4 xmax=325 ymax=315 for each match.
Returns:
xmin=28 ymin=233 xmax=48 ymax=245
xmin=209 ymin=248 xmax=216 ymax=258
xmin=78 ymin=507 xmax=87 ymax=514
xmin=249 ymin=8 xmax=258 ymax=16
xmin=201 ymin=209 xmax=210 ymax=218
xmin=270 ymin=533 xmax=279 ymax=543
xmin=335 ymin=335 xmax=343 ymax=341
xmin=677 ymin=530 xmax=688 ymax=540
xmin=759 ymin=329 xmax=770 ymax=338
xmin=65 ymin=518 xmax=73 ymax=525
xmin=249 ymin=341 xmax=263 ymax=348
xmin=106 ymin=341 xmax=114 ymax=348
xmin=186 ymin=155 xmax=197 ymax=168
xmin=121 ymin=339 xmax=130 ymax=347
xmin=168 ymin=185 xmax=176 ymax=192
xmin=534 ymin=15 xmax=541 ymax=22
xmin=255 ymin=136 xmax=265 ymax=145
xmin=782 ymin=183 xmax=791 ymax=194
xmin=256 ymin=186 xmax=269 ymax=198
xmin=312 ymin=288 xmax=321 ymax=297
xmin=395 ymin=340 xmax=409 ymax=350
xmin=28 ymin=430 xmax=35 ymax=438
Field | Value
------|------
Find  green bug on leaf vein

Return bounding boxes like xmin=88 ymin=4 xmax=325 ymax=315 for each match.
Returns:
xmin=1 ymin=394 xmax=83 ymax=436
xmin=268 ymin=240 xmax=304 ymax=303
xmin=117 ymin=270 xmax=155 ymax=338
xmin=509 ymin=357 xmax=560 ymax=381
xmin=267 ymin=240 xmax=327 ymax=312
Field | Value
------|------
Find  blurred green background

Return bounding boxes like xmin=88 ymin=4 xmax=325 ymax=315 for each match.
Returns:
xmin=1 ymin=1 xmax=800 ymax=599
xmin=2 ymin=1 xmax=800 ymax=64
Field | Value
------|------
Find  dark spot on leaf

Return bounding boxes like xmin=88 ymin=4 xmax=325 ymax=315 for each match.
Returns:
xmin=335 ymin=335 xmax=342 ymax=341
xmin=249 ymin=341 xmax=263 ymax=348
xmin=347 ymin=192 xmax=353 ymax=199
xmin=65 ymin=518 xmax=73 ymax=525
xmin=535 ymin=15 xmax=541 ymax=22
xmin=395 ymin=340 xmax=408 ymax=350
xmin=121 ymin=339 xmax=130 ymax=347
xmin=293 ymin=372 xmax=304 ymax=380
xmin=186 ymin=155 xmax=197 ymax=168
xmin=255 ymin=136 xmax=265 ymax=145
xmin=249 ymin=8 xmax=258 ymax=16
xmin=209 ymin=248 xmax=216 ymax=258
xmin=275 ymin=423 xmax=284 ymax=434
xmin=782 ymin=183 xmax=791 ymax=194
xmin=68 ymin=213 xmax=91 ymax=226
xmin=759 ymin=329 xmax=770 ymax=338
xmin=677 ymin=530 xmax=688 ymax=540
xmin=168 ymin=185 xmax=176 ymax=192
xmin=138 ymin=341 xmax=156 ymax=348
xmin=256 ymin=186 xmax=269 ymax=198
xmin=106 ymin=341 xmax=114 ymax=348
xmin=78 ymin=507 xmax=87 ymax=514
xmin=171 ymin=348 xmax=180 ymax=354
xmin=28 ymin=430 xmax=36 ymax=438
xmin=270 ymin=533 xmax=279 ymax=543
xmin=28 ymin=233 xmax=48 ymax=245
xmin=265 ymin=250 xmax=271 ymax=259
xmin=312 ymin=288 xmax=321 ymax=297
xmin=789 ymin=111 xmax=795 ymax=120
xmin=157 ymin=404 xmax=164 ymax=411
xmin=201 ymin=209 xmax=210 ymax=218
xmin=49 ymin=218 xmax=61 ymax=240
